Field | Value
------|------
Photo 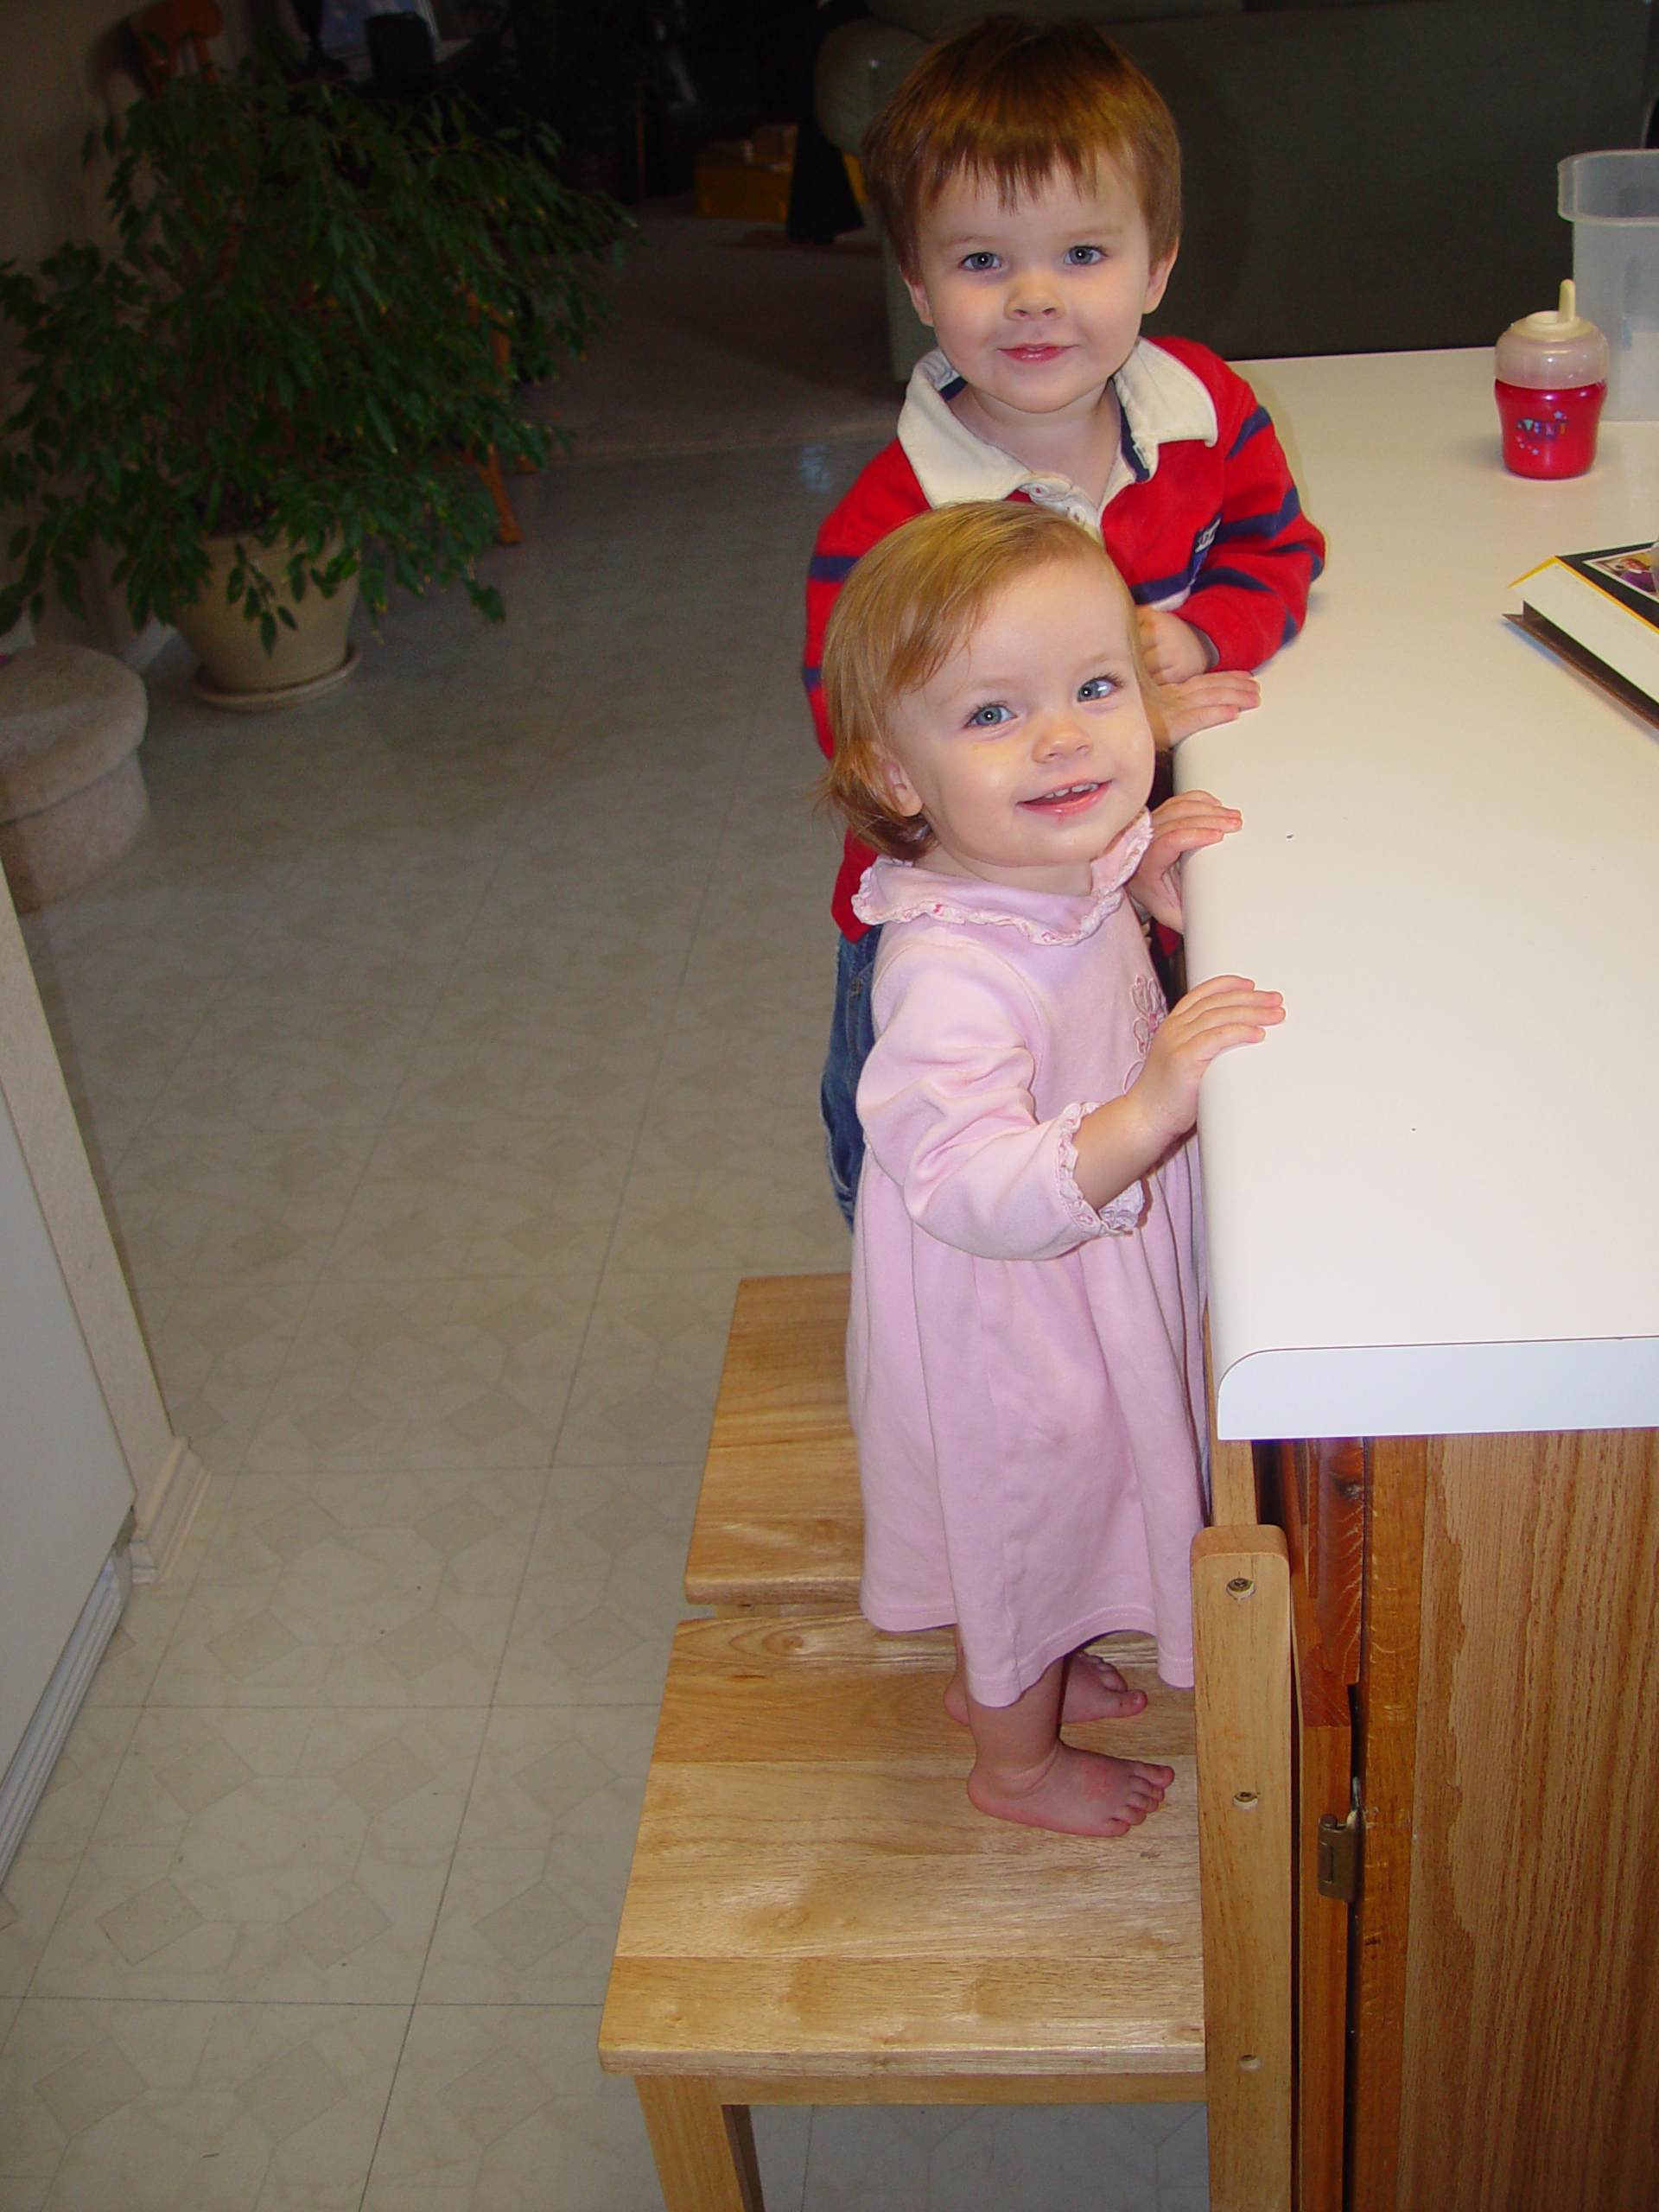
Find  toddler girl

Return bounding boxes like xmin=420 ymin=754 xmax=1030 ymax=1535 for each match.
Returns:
xmin=821 ymin=501 xmax=1283 ymax=1839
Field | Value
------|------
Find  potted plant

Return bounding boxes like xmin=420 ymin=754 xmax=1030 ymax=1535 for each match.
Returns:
xmin=0 ymin=60 xmax=626 ymax=706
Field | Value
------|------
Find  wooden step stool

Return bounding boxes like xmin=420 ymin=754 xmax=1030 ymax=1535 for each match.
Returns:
xmin=604 ymin=1276 xmax=1293 ymax=2210
xmin=684 ymin=1274 xmax=861 ymax=1614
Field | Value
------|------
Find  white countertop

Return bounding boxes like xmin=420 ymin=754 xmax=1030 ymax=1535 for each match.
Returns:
xmin=1180 ymin=348 xmax=1659 ymax=1439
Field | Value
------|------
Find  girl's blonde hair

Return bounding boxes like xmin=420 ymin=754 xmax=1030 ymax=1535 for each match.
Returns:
xmin=820 ymin=501 xmax=1163 ymax=861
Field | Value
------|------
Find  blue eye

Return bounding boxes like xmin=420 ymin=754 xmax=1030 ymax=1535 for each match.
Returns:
xmin=1078 ymin=676 xmax=1117 ymax=701
xmin=961 ymin=251 xmax=999 ymax=271
xmin=1064 ymin=245 xmax=1105 ymax=265
xmin=967 ymin=702 xmax=1011 ymax=728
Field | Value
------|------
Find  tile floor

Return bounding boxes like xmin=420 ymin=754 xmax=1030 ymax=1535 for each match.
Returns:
xmin=0 ymin=295 xmax=1208 ymax=2209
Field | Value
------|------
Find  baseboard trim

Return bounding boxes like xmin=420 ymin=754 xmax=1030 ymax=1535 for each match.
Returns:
xmin=130 ymin=1440 xmax=209 ymax=1586
xmin=0 ymin=1549 xmax=129 ymax=1887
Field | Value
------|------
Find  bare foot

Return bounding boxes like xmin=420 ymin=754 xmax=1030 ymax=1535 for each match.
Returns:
xmin=944 ymin=1648 xmax=1146 ymax=1728
xmin=966 ymin=1740 xmax=1174 ymax=1837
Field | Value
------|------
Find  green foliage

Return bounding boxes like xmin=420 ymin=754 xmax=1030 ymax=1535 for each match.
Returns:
xmin=0 ymin=62 xmax=628 ymax=643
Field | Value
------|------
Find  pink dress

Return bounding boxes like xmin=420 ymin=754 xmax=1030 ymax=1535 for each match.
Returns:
xmin=849 ymin=814 xmax=1209 ymax=1706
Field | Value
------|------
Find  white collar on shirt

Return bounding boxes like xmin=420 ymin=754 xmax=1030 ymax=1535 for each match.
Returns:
xmin=895 ymin=338 xmax=1218 ymax=528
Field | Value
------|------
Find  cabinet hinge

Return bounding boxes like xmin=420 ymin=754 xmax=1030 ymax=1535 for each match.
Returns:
xmin=1317 ymin=1785 xmax=1362 ymax=1904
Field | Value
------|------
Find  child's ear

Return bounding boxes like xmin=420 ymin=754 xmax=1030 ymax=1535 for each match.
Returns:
xmin=878 ymin=753 xmax=927 ymax=819
xmin=1143 ymin=245 xmax=1178 ymax=317
xmin=903 ymin=271 xmax=937 ymax=331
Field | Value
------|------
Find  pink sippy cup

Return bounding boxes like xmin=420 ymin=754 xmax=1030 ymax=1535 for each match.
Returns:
xmin=1495 ymin=280 xmax=1610 ymax=479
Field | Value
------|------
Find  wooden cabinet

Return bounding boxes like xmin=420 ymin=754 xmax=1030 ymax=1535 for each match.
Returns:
xmin=1268 ymin=1429 xmax=1659 ymax=2210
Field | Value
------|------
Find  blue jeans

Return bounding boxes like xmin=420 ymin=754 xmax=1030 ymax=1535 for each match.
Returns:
xmin=820 ymin=926 xmax=880 ymax=1229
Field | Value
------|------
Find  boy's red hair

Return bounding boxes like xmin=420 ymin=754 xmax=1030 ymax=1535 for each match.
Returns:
xmin=861 ymin=16 xmax=1182 ymax=280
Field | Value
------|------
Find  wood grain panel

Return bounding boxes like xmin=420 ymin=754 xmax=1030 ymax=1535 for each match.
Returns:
xmin=686 ymin=1274 xmax=863 ymax=1608
xmin=602 ymin=1611 xmax=1206 ymax=2082
xmin=1293 ymin=1625 xmax=1351 ymax=2212
xmin=1348 ymin=1434 xmax=1427 ymax=2212
xmin=1193 ymin=1528 xmax=1293 ymax=2212
xmin=1309 ymin=1438 xmax=1365 ymax=1685
xmin=1396 ymin=1429 xmax=1659 ymax=2211
xmin=1275 ymin=1444 xmax=1353 ymax=2212
xmin=655 ymin=1615 xmax=1190 ymax=1767
xmin=635 ymin=2078 xmax=762 ymax=2212
xmin=710 ymin=2070 xmax=1207 ymax=2106
xmin=610 ymin=1956 xmax=1207 ymax=2077
xmin=1205 ymin=1310 xmax=1259 ymax=1527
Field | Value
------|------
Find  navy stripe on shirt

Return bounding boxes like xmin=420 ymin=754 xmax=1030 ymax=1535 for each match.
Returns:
xmin=1131 ymin=520 xmax=1222 ymax=606
xmin=803 ymin=665 xmax=822 ymax=691
xmin=809 ymin=552 xmax=860 ymax=584
xmin=1213 ymin=486 xmax=1305 ymax=544
xmin=1188 ymin=564 xmax=1275 ymax=596
xmin=1227 ymin=404 xmax=1271 ymax=459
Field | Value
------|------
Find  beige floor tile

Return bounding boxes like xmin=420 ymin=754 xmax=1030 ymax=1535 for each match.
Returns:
xmin=1155 ymin=2105 xmax=1210 ymax=2202
xmin=753 ymin=2108 xmax=811 ymax=2212
xmin=33 ymin=1709 xmax=485 ymax=2004
xmin=801 ymin=2104 xmax=1174 ymax=2212
xmin=925 ymin=2105 xmax=1162 ymax=2211
xmin=551 ymin=1268 xmax=740 ymax=1466
xmin=493 ymin=1472 xmax=694 ymax=1707
xmin=0 ymin=1712 xmax=138 ymax=1999
xmin=362 ymin=2004 xmax=659 ymax=2212
xmin=184 ymin=998 xmax=437 ymax=1119
xmin=801 ymin=2107 xmax=932 ymax=2211
xmin=129 ymin=1287 xmax=310 ymax=1480
xmin=419 ymin=1703 xmax=655 ymax=2004
xmin=327 ymin=1119 xmax=635 ymax=1282
xmin=81 ymin=1592 xmax=184 ymax=1713
xmin=610 ymin=1108 xmax=847 ymax=1274
xmin=0 ymin=1997 xmax=407 ymax=2211
xmin=109 ymin=1132 xmax=376 ymax=1290
xmin=143 ymin=1041 xmax=412 ymax=1140
xmin=384 ymin=1020 xmax=661 ymax=1128
xmin=439 ymin=909 xmax=690 ymax=1001
xmin=245 ymin=1278 xmax=589 ymax=1476
xmin=149 ymin=1470 xmax=545 ymax=1707
xmin=648 ymin=1005 xmax=830 ymax=1121
xmin=225 ymin=931 xmax=449 ymax=1015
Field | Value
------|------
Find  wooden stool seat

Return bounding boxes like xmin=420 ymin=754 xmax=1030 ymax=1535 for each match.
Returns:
xmin=602 ymin=1611 xmax=1203 ymax=2090
xmin=685 ymin=1274 xmax=862 ymax=1611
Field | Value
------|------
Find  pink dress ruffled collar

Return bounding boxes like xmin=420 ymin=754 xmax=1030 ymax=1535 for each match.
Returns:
xmin=851 ymin=811 xmax=1154 ymax=947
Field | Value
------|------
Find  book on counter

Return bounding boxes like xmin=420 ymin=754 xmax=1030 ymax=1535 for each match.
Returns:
xmin=1510 ymin=542 xmax=1659 ymax=726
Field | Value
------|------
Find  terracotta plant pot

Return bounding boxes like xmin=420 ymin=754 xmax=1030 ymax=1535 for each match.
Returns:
xmin=176 ymin=533 xmax=359 ymax=709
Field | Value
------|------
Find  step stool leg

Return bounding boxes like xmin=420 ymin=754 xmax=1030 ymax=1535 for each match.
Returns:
xmin=1193 ymin=1526 xmax=1293 ymax=2212
xmin=634 ymin=2077 xmax=764 ymax=2212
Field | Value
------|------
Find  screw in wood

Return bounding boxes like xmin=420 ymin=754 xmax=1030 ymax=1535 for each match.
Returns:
xmin=1237 ymin=2054 xmax=1262 ymax=2072
xmin=1232 ymin=1789 xmax=1259 ymax=1810
xmin=1226 ymin=1576 xmax=1255 ymax=1599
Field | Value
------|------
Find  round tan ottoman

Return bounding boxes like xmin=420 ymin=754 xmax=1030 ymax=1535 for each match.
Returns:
xmin=0 ymin=645 xmax=149 ymax=913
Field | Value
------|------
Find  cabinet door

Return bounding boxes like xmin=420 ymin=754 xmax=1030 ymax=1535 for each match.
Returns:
xmin=1346 ymin=1439 xmax=1428 ymax=2212
xmin=1270 ymin=1442 xmax=1361 ymax=2212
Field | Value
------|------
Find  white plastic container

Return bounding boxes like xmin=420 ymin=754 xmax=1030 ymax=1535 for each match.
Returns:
xmin=1560 ymin=149 xmax=1659 ymax=420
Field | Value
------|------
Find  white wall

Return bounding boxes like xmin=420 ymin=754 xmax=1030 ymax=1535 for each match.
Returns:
xmin=0 ymin=1079 xmax=131 ymax=1776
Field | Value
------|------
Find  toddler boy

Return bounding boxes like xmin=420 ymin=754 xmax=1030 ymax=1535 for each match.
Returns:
xmin=805 ymin=15 xmax=1324 ymax=1222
